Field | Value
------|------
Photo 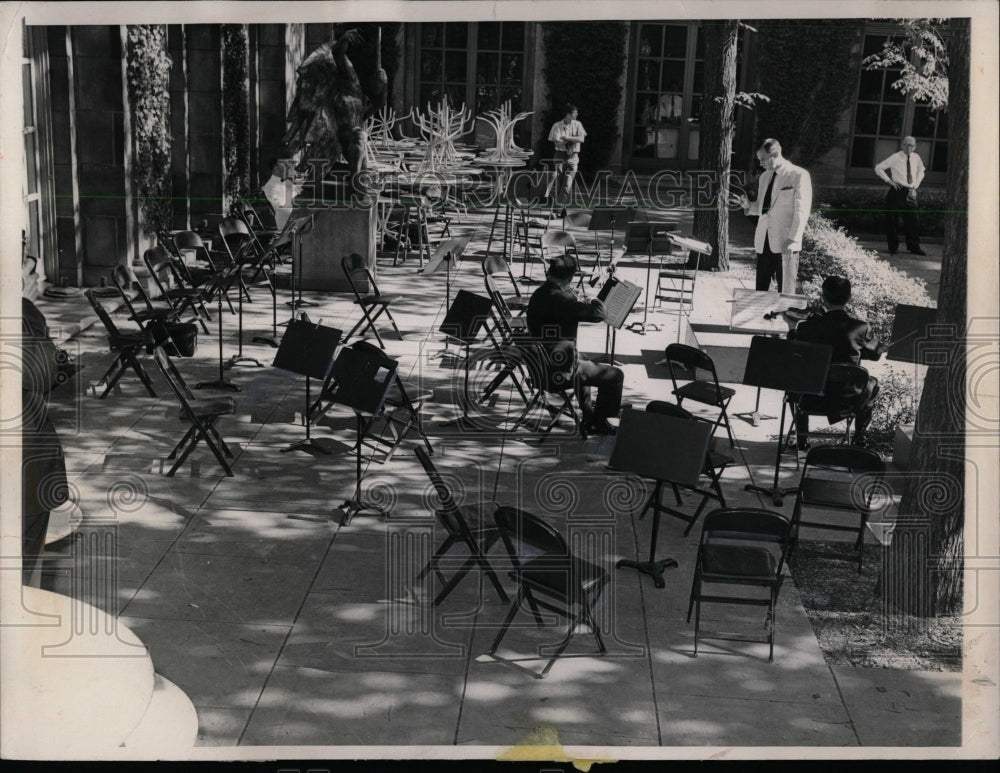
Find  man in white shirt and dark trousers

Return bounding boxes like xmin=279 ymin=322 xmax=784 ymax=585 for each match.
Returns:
xmin=547 ymin=104 xmax=586 ymax=205
xmin=874 ymin=136 xmax=926 ymax=256
xmin=736 ymin=138 xmax=812 ymax=293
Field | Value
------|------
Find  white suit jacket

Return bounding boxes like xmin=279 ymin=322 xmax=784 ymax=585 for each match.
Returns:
xmin=746 ymin=161 xmax=812 ymax=253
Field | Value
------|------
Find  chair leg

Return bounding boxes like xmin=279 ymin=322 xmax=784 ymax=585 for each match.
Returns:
xmin=488 ymin=586 xmax=525 ymax=655
xmin=126 ymin=353 xmax=158 ymax=397
xmin=693 ymin=598 xmax=701 ymax=657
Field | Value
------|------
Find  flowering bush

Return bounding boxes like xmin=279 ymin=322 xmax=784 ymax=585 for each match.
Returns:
xmin=866 ymin=362 xmax=921 ymax=452
xmin=126 ymin=26 xmax=172 ymax=235
xmin=799 ymin=212 xmax=934 ymax=341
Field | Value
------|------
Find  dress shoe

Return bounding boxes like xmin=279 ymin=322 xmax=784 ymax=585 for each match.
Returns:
xmin=585 ymin=418 xmax=617 ymax=436
xmin=909 ymin=247 xmax=927 ymax=256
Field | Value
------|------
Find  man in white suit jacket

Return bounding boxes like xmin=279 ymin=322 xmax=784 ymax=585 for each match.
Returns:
xmin=736 ymin=139 xmax=812 ymax=292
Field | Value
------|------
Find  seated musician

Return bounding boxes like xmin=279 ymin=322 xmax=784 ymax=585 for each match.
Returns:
xmin=526 ymin=254 xmax=624 ymax=435
xmin=783 ymin=275 xmax=887 ymax=449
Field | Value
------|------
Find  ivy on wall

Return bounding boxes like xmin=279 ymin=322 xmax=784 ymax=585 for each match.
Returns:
xmin=541 ymin=22 xmax=629 ymax=173
xmin=125 ymin=25 xmax=173 ymax=236
xmin=752 ymin=21 xmax=862 ymax=167
xmin=222 ymin=24 xmax=251 ymax=208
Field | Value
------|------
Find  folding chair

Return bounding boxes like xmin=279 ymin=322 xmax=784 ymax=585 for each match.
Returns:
xmin=413 ymin=446 xmax=509 ymax=606
xmin=482 ymin=255 xmax=528 ymax=315
xmin=475 ymin=301 xmax=531 ymax=406
xmin=645 ymin=400 xmax=733 ymax=536
xmin=790 ymin=445 xmax=887 ymax=572
xmin=488 ymin=506 xmax=609 ymax=678
xmin=172 ymin=230 xmax=237 ymax=314
xmin=511 ymin=341 xmax=586 ymax=438
xmin=687 ymin=507 xmax=792 ymax=663
xmin=541 ymin=230 xmax=587 ymax=295
xmin=786 ymin=364 xmax=873 ymax=451
xmin=152 ymin=346 xmax=235 ymax=477
xmin=143 ymin=247 xmax=211 ymax=333
xmin=84 ymin=289 xmax=157 ymax=399
xmin=218 ymin=216 xmax=267 ymax=302
xmin=110 ymin=265 xmax=179 ymax=329
xmin=341 ymin=252 xmax=403 ymax=349
xmin=663 ymin=343 xmax=736 ymax=447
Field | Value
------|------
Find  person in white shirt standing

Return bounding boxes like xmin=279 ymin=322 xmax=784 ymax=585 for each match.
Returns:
xmin=261 ymin=157 xmax=299 ymax=230
xmin=735 ymin=138 xmax=813 ymax=293
xmin=874 ymin=136 xmax=926 ymax=256
xmin=547 ymin=104 xmax=587 ymax=204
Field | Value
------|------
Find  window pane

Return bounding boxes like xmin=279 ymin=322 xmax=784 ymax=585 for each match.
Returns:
xmin=477 ymin=52 xmax=498 ymax=84
xmin=446 ymin=84 xmax=466 ymax=108
xmin=882 ymin=70 xmax=905 ymax=102
xmin=879 ymin=104 xmax=903 ymax=136
xmin=854 ymin=103 xmax=879 ymax=135
xmin=664 ymin=25 xmax=687 ymax=58
xmin=421 ymin=23 xmax=443 ymax=49
xmin=687 ymin=127 xmax=700 ymax=160
xmin=639 ymin=24 xmax=662 ymax=58
xmin=661 ymin=60 xmax=684 ymax=91
xmin=851 ymin=136 xmax=875 ymax=167
xmin=910 ymin=105 xmax=937 ymax=138
xmin=934 ymin=110 xmax=948 ymax=138
xmin=690 ymin=94 xmax=703 ymax=122
xmin=932 ymin=141 xmax=948 ymax=172
xmin=875 ymin=138 xmax=898 ymax=164
xmin=478 ymin=21 xmax=500 ymax=50
xmin=445 ymin=23 xmax=468 ymax=49
xmin=637 ymin=60 xmax=658 ymax=92
xmin=476 ymin=85 xmax=499 ymax=113
xmin=857 ymin=70 xmax=882 ymax=101
xmin=501 ymin=53 xmax=523 ymax=85
xmin=501 ymin=22 xmax=525 ymax=50
xmin=445 ymin=50 xmax=466 ymax=82
xmin=420 ymin=51 xmax=442 ymax=81
xmin=863 ymin=34 xmax=888 ymax=58
xmin=420 ymin=84 xmax=443 ymax=109
xmin=500 ymin=87 xmax=523 ymax=114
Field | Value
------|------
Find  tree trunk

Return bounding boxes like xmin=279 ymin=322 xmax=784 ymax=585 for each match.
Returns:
xmin=891 ymin=18 xmax=968 ymax=616
xmin=692 ymin=21 xmax=738 ymax=272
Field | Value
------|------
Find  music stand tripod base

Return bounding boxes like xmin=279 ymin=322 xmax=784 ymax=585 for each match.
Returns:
xmin=745 ymin=481 xmax=797 ymax=508
xmin=626 ymin=318 xmax=661 ymax=335
xmin=336 ymin=499 xmax=387 ymax=527
xmin=615 ymin=556 xmax=678 ymax=589
xmin=252 ymin=335 xmax=280 ymax=348
xmin=195 ymin=377 xmax=240 ymax=392
xmin=227 ymin=355 xmax=264 ymax=369
xmin=282 ymin=438 xmax=331 ymax=455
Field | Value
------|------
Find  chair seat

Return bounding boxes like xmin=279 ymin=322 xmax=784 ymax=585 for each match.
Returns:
xmin=701 ymin=544 xmax=776 ymax=579
xmin=513 ymin=555 xmax=607 ymax=601
xmin=355 ymin=294 xmax=400 ymax=306
xmin=165 ymin=288 xmax=202 ymax=299
xmin=180 ymin=397 xmax=235 ymax=420
xmin=675 ymin=380 xmax=735 ymax=405
xmin=506 ymin=297 xmax=529 ymax=311
xmin=657 ymin=268 xmax=696 ymax=280
xmin=110 ymin=332 xmax=147 ymax=348
xmin=705 ymin=449 xmax=733 ymax=473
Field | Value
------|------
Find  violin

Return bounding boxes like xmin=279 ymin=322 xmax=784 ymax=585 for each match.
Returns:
xmin=763 ymin=300 xmax=824 ymax=321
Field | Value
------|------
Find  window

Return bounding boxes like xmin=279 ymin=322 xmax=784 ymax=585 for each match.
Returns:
xmin=849 ymin=32 xmax=947 ymax=176
xmin=417 ymin=22 xmax=528 ymax=144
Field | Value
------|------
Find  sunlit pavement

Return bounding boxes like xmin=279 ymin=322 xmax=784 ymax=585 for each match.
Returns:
xmin=29 ymin=204 xmax=959 ymax=751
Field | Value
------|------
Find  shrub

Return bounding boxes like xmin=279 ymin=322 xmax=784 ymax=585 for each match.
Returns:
xmin=815 ymin=186 xmax=947 ymax=239
xmin=865 ymin=362 xmax=921 ymax=453
xmin=799 ymin=212 xmax=935 ymax=341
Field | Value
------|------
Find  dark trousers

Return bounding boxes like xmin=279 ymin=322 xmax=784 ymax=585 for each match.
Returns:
xmin=795 ymin=377 xmax=880 ymax=444
xmin=886 ymin=187 xmax=921 ymax=252
xmin=755 ymin=235 xmax=783 ymax=292
xmin=575 ymin=356 xmax=624 ymax=421
xmin=22 ymin=509 xmax=51 ymax=585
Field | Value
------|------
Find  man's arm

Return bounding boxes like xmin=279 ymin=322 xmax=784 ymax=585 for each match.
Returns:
xmin=874 ymin=154 xmax=900 ymax=188
xmin=550 ymin=292 xmax=606 ymax=323
xmin=858 ymin=322 xmax=889 ymax=360
xmin=911 ymin=154 xmax=926 ymax=189
xmin=741 ymin=175 xmax=766 ymax=216
xmin=784 ymin=167 xmax=812 ymax=252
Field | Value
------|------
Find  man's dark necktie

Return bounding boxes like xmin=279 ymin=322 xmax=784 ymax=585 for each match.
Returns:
xmin=905 ymin=154 xmax=912 ymax=184
xmin=762 ymin=171 xmax=776 ymax=213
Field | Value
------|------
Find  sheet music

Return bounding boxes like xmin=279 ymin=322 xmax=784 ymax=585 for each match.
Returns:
xmin=599 ymin=278 xmax=643 ymax=329
xmin=730 ymin=288 xmax=808 ymax=335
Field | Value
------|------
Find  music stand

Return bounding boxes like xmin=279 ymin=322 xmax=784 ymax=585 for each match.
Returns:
xmin=437 ymin=290 xmax=495 ymax=431
xmin=588 ymin=206 xmax=635 ymax=270
xmin=274 ymin=319 xmax=342 ymax=455
xmin=330 ymin=345 xmax=399 ymax=526
xmin=287 ymin=215 xmax=317 ymax=313
xmin=421 ymin=236 xmax=470 ymax=311
xmin=886 ymin=304 xmax=937 ymax=364
xmin=195 ymin=256 xmax=241 ymax=392
xmin=623 ymin=221 xmax=676 ymax=334
xmin=742 ymin=335 xmax=832 ymax=506
xmin=729 ymin=288 xmax=808 ymax=425
xmin=226 ymin=240 xmax=265 ymax=370
xmin=595 ymin=276 xmax=642 ymax=366
xmin=608 ymin=407 xmax=712 ymax=588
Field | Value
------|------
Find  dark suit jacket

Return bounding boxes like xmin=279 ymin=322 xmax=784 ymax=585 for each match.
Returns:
xmin=791 ymin=308 xmax=886 ymax=366
xmin=526 ymin=280 xmax=604 ymax=380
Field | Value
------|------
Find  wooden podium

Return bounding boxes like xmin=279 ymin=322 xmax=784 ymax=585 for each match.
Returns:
xmin=292 ymin=205 xmax=377 ymax=292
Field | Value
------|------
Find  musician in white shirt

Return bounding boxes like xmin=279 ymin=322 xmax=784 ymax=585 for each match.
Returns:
xmin=547 ymin=104 xmax=587 ymax=202
xmin=874 ymin=136 xmax=926 ymax=256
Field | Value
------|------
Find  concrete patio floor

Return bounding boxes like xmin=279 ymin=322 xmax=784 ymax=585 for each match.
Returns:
xmin=25 ymin=203 xmax=966 ymax=757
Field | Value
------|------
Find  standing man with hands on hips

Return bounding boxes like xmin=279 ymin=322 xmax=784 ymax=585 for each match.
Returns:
xmin=874 ymin=136 xmax=926 ymax=256
xmin=734 ymin=138 xmax=813 ymax=293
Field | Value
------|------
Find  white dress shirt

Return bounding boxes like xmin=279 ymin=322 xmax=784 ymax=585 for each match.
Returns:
xmin=874 ymin=150 xmax=925 ymax=189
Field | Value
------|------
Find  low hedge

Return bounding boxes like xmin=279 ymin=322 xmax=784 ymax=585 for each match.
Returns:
xmin=814 ymin=186 xmax=947 ymax=239
xmin=798 ymin=212 xmax=934 ymax=341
